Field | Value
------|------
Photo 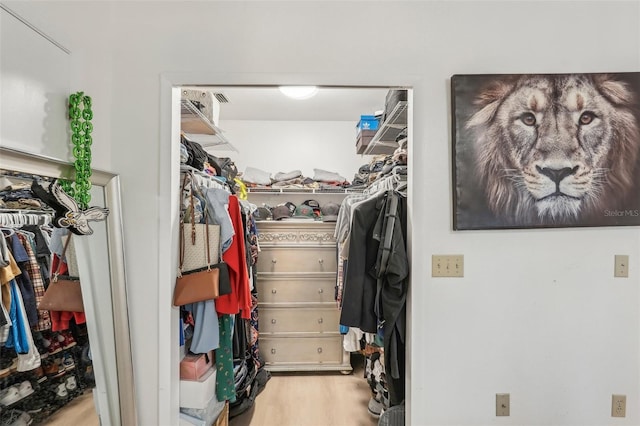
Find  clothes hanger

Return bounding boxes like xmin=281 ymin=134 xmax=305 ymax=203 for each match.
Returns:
xmin=0 ymin=227 xmax=17 ymax=237
xmin=16 ymin=228 xmax=35 ymax=239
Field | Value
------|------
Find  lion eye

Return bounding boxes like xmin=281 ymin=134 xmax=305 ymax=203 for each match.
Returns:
xmin=520 ymin=113 xmax=536 ymax=126
xmin=579 ymin=111 xmax=595 ymax=125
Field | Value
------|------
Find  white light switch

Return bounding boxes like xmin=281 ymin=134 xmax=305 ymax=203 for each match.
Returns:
xmin=614 ymin=255 xmax=629 ymax=278
xmin=612 ymin=394 xmax=626 ymax=417
xmin=432 ymin=255 xmax=464 ymax=277
xmin=496 ymin=393 xmax=510 ymax=416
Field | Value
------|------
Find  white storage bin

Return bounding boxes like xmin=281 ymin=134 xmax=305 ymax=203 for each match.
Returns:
xmin=179 ymin=367 xmax=216 ymax=410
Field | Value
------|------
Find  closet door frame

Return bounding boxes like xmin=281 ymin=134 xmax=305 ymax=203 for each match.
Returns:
xmin=159 ymin=72 xmax=416 ymax=425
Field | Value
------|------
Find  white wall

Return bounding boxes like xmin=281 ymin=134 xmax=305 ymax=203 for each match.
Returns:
xmin=0 ymin=2 xmax=113 ymax=170
xmin=4 ymin=2 xmax=640 ymax=425
xmin=0 ymin=7 xmax=70 ymax=160
xmin=215 ymin=119 xmax=366 ymax=182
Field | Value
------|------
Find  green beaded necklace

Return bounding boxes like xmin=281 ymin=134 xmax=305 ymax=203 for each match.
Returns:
xmin=61 ymin=92 xmax=93 ymax=210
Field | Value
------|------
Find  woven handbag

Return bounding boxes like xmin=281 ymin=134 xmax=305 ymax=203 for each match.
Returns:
xmin=173 ymin=173 xmax=223 ymax=306
xmin=181 ymin=222 xmax=220 ymax=273
xmin=179 ymin=174 xmax=220 ymax=274
xmin=39 ymin=233 xmax=84 ymax=312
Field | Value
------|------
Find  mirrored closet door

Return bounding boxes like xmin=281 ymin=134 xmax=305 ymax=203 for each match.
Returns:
xmin=0 ymin=147 xmax=135 ymax=425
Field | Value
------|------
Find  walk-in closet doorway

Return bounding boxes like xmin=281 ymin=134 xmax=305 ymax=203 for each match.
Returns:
xmin=160 ymin=76 xmax=414 ymax=425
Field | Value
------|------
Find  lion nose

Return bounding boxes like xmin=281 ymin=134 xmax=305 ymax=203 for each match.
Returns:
xmin=536 ymin=165 xmax=579 ymax=184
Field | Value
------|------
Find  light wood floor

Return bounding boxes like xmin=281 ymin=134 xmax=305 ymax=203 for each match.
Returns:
xmin=37 ymin=357 xmax=377 ymax=426
xmin=230 ymin=356 xmax=378 ymax=426
xmin=42 ymin=392 xmax=99 ymax=426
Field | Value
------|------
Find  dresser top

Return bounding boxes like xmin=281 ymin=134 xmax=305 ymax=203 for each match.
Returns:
xmin=256 ymin=220 xmax=336 ymax=231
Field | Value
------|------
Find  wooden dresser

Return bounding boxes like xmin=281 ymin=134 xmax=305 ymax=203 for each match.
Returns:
xmin=255 ymin=220 xmax=352 ymax=373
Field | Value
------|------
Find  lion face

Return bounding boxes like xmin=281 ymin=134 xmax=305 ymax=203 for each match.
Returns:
xmin=466 ymin=74 xmax=640 ymax=225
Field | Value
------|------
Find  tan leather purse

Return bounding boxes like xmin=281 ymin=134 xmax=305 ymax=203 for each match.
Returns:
xmin=173 ymin=267 xmax=220 ymax=306
xmin=39 ymin=233 xmax=84 ymax=312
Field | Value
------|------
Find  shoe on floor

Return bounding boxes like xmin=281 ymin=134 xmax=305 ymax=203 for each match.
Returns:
xmin=0 ymin=409 xmax=32 ymax=426
xmin=61 ymin=354 xmax=75 ymax=371
xmin=0 ymin=387 xmax=20 ymax=406
xmin=42 ymin=338 xmax=62 ymax=356
xmin=65 ymin=376 xmax=77 ymax=391
xmin=55 ymin=383 xmax=67 ymax=399
xmin=57 ymin=331 xmax=76 ymax=350
xmin=32 ymin=334 xmax=48 ymax=361
xmin=367 ymin=396 xmax=383 ymax=418
xmin=17 ymin=382 xmax=33 ymax=399
xmin=43 ymin=361 xmax=64 ymax=378
xmin=81 ymin=344 xmax=92 ymax=363
xmin=84 ymin=365 xmax=94 ymax=383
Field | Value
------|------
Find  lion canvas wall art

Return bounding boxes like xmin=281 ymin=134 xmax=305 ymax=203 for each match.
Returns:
xmin=452 ymin=72 xmax=640 ymax=230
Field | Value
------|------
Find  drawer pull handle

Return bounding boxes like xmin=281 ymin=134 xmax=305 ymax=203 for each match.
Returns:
xmin=317 ymin=347 xmax=323 ymax=354
xmin=271 ymin=348 xmax=276 ymax=354
xmin=271 ymin=259 xmax=277 ymax=264
xmin=318 ymin=318 xmax=323 ymax=324
xmin=271 ymin=289 xmax=277 ymax=294
xmin=318 ymin=288 xmax=323 ymax=294
xmin=271 ymin=319 xmax=277 ymax=324
xmin=318 ymin=259 xmax=324 ymax=264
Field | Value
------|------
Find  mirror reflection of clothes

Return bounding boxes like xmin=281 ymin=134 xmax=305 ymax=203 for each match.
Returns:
xmin=48 ymin=229 xmax=86 ymax=331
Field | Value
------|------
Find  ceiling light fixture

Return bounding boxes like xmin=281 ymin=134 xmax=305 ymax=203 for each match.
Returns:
xmin=278 ymin=86 xmax=319 ymax=100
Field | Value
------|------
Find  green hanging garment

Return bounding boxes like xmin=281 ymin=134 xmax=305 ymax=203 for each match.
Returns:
xmin=215 ymin=314 xmax=236 ymax=402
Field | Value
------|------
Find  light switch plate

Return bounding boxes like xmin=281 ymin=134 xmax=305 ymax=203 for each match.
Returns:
xmin=496 ymin=393 xmax=510 ymax=416
xmin=432 ymin=255 xmax=464 ymax=277
xmin=614 ymin=255 xmax=629 ymax=278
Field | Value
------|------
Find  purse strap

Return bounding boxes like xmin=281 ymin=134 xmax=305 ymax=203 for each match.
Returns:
xmin=53 ymin=232 xmax=73 ymax=282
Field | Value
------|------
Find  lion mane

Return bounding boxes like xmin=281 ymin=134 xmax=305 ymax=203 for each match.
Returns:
xmin=466 ymin=74 xmax=640 ymax=226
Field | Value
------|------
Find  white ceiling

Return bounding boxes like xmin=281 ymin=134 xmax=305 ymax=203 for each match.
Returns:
xmin=185 ymin=86 xmax=390 ymax=122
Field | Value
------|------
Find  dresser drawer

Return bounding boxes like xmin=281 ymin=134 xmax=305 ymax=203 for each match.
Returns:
xmin=257 ymin=247 xmax=337 ymax=273
xmin=261 ymin=336 xmax=343 ymax=364
xmin=261 ymin=307 xmax=340 ymax=334
xmin=257 ymin=275 xmax=335 ymax=304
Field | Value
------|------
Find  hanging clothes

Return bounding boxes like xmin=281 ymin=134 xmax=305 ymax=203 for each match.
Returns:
xmin=0 ymin=240 xmax=21 ymax=322
xmin=339 ymin=190 xmax=409 ymax=407
xmin=201 ymin=187 xmax=235 ymax=252
xmin=12 ymin=282 xmax=41 ymax=372
xmin=215 ymin=314 xmax=236 ymax=402
xmin=8 ymin=233 xmax=39 ymax=327
xmin=185 ymin=299 xmax=219 ymax=354
xmin=339 ymin=191 xmax=388 ymax=333
xmin=16 ymin=232 xmax=50 ymax=330
xmin=23 ymin=224 xmax=53 ymax=293
xmin=334 ymin=193 xmax=367 ymax=307
xmin=6 ymin=280 xmax=30 ymax=354
xmin=215 ymin=196 xmax=251 ymax=320
xmin=374 ymin=192 xmax=408 ymax=406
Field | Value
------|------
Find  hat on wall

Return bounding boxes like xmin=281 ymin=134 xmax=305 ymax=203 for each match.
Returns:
xmin=272 ymin=204 xmax=294 ymax=220
xmin=321 ymin=202 xmax=340 ymax=222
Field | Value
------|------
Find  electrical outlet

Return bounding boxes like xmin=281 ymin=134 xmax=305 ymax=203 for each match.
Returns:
xmin=612 ymin=394 xmax=626 ymax=417
xmin=614 ymin=255 xmax=629 ymax=278
xmin=432 ymin=255 xmax=464 ymax=277
xmin=496 ymin=393 xmax=510 ymax=416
